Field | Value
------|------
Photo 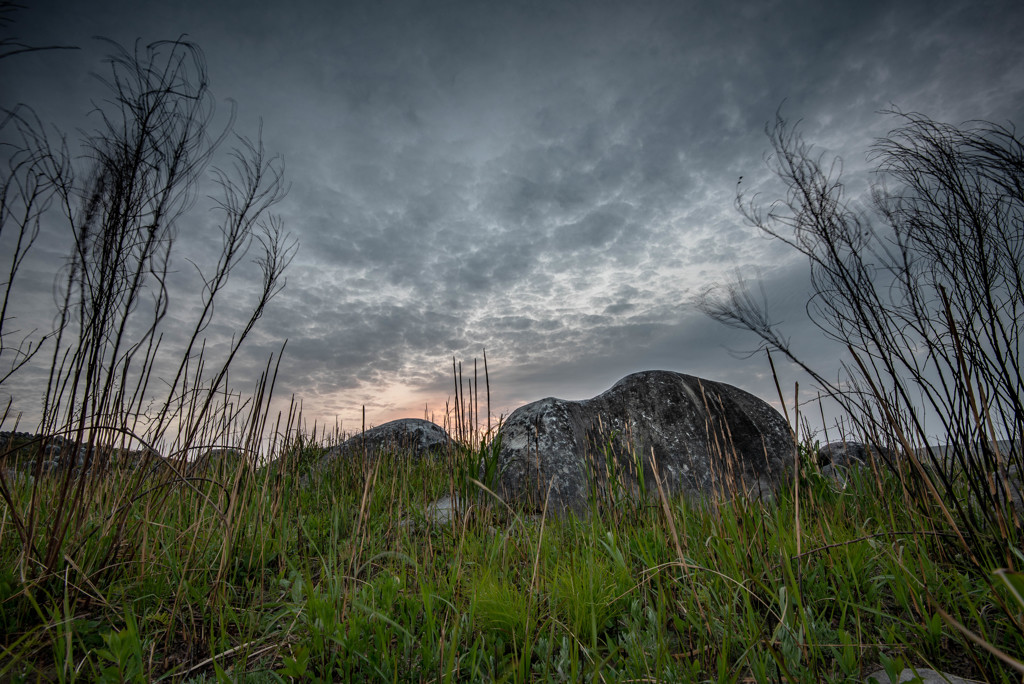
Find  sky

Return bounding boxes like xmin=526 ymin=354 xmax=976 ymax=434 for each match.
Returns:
xmin=2 ymin=0 xmax=1023 ymax=443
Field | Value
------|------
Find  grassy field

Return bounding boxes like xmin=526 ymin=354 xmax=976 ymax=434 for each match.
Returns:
xmin=1 ymin=425 xmax=1021 ymax=683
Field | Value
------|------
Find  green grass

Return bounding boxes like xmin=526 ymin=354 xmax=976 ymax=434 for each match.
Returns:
xmin=0 ymin=436 xmax=1021 ymax=683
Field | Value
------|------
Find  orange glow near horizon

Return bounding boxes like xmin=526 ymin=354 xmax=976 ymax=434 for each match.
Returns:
xmin=300 ymin=380 xmax=512 ymax=441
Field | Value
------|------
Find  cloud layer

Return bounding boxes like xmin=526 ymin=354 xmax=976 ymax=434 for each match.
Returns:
xmin=2 ymin=0 xmax=1022 ymax=437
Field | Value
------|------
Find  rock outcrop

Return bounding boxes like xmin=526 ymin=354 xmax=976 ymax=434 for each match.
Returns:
xmin=491 ymin=370 xmax=795 ymax=514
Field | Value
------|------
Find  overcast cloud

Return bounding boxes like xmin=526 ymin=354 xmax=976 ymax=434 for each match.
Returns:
xmin=2 ymin=0 xmax=1023 ymax=438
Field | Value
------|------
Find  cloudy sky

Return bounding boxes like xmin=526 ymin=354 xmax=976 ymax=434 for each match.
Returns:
xmin=2 ymin=0 xmax=1023 ymax=440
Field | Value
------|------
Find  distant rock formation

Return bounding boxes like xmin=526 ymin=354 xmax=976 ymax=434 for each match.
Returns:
xmin=816 ymin=440 xmax=1023 ymax=514
xmin=1 ymin=430 xmax=159 ymax=478
xmin=490 ymin=370 xmax=795 ymax=514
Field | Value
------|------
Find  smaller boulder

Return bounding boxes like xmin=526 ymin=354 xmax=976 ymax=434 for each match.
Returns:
xmin=313 ymin=418 xmax=451 ymax=475
xmin=818 ymin=441 xmax=890 ymax=469
xmin=817 ymin=441 xmax=881 ymax=490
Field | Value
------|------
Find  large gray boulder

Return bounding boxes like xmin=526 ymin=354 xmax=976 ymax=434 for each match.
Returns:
xmin=491 ymin=370 xmax=795 ymax=514
xmin=314 ymin=418 xmax=451 ymax=472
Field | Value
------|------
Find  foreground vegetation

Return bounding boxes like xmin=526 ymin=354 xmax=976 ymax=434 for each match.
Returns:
xmin=1 ymin=423 xmax=1021 ymax=682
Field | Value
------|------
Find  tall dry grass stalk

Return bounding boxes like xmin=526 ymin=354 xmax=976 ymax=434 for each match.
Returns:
xmin=0 ymin=38 xmax=295 ymax=595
